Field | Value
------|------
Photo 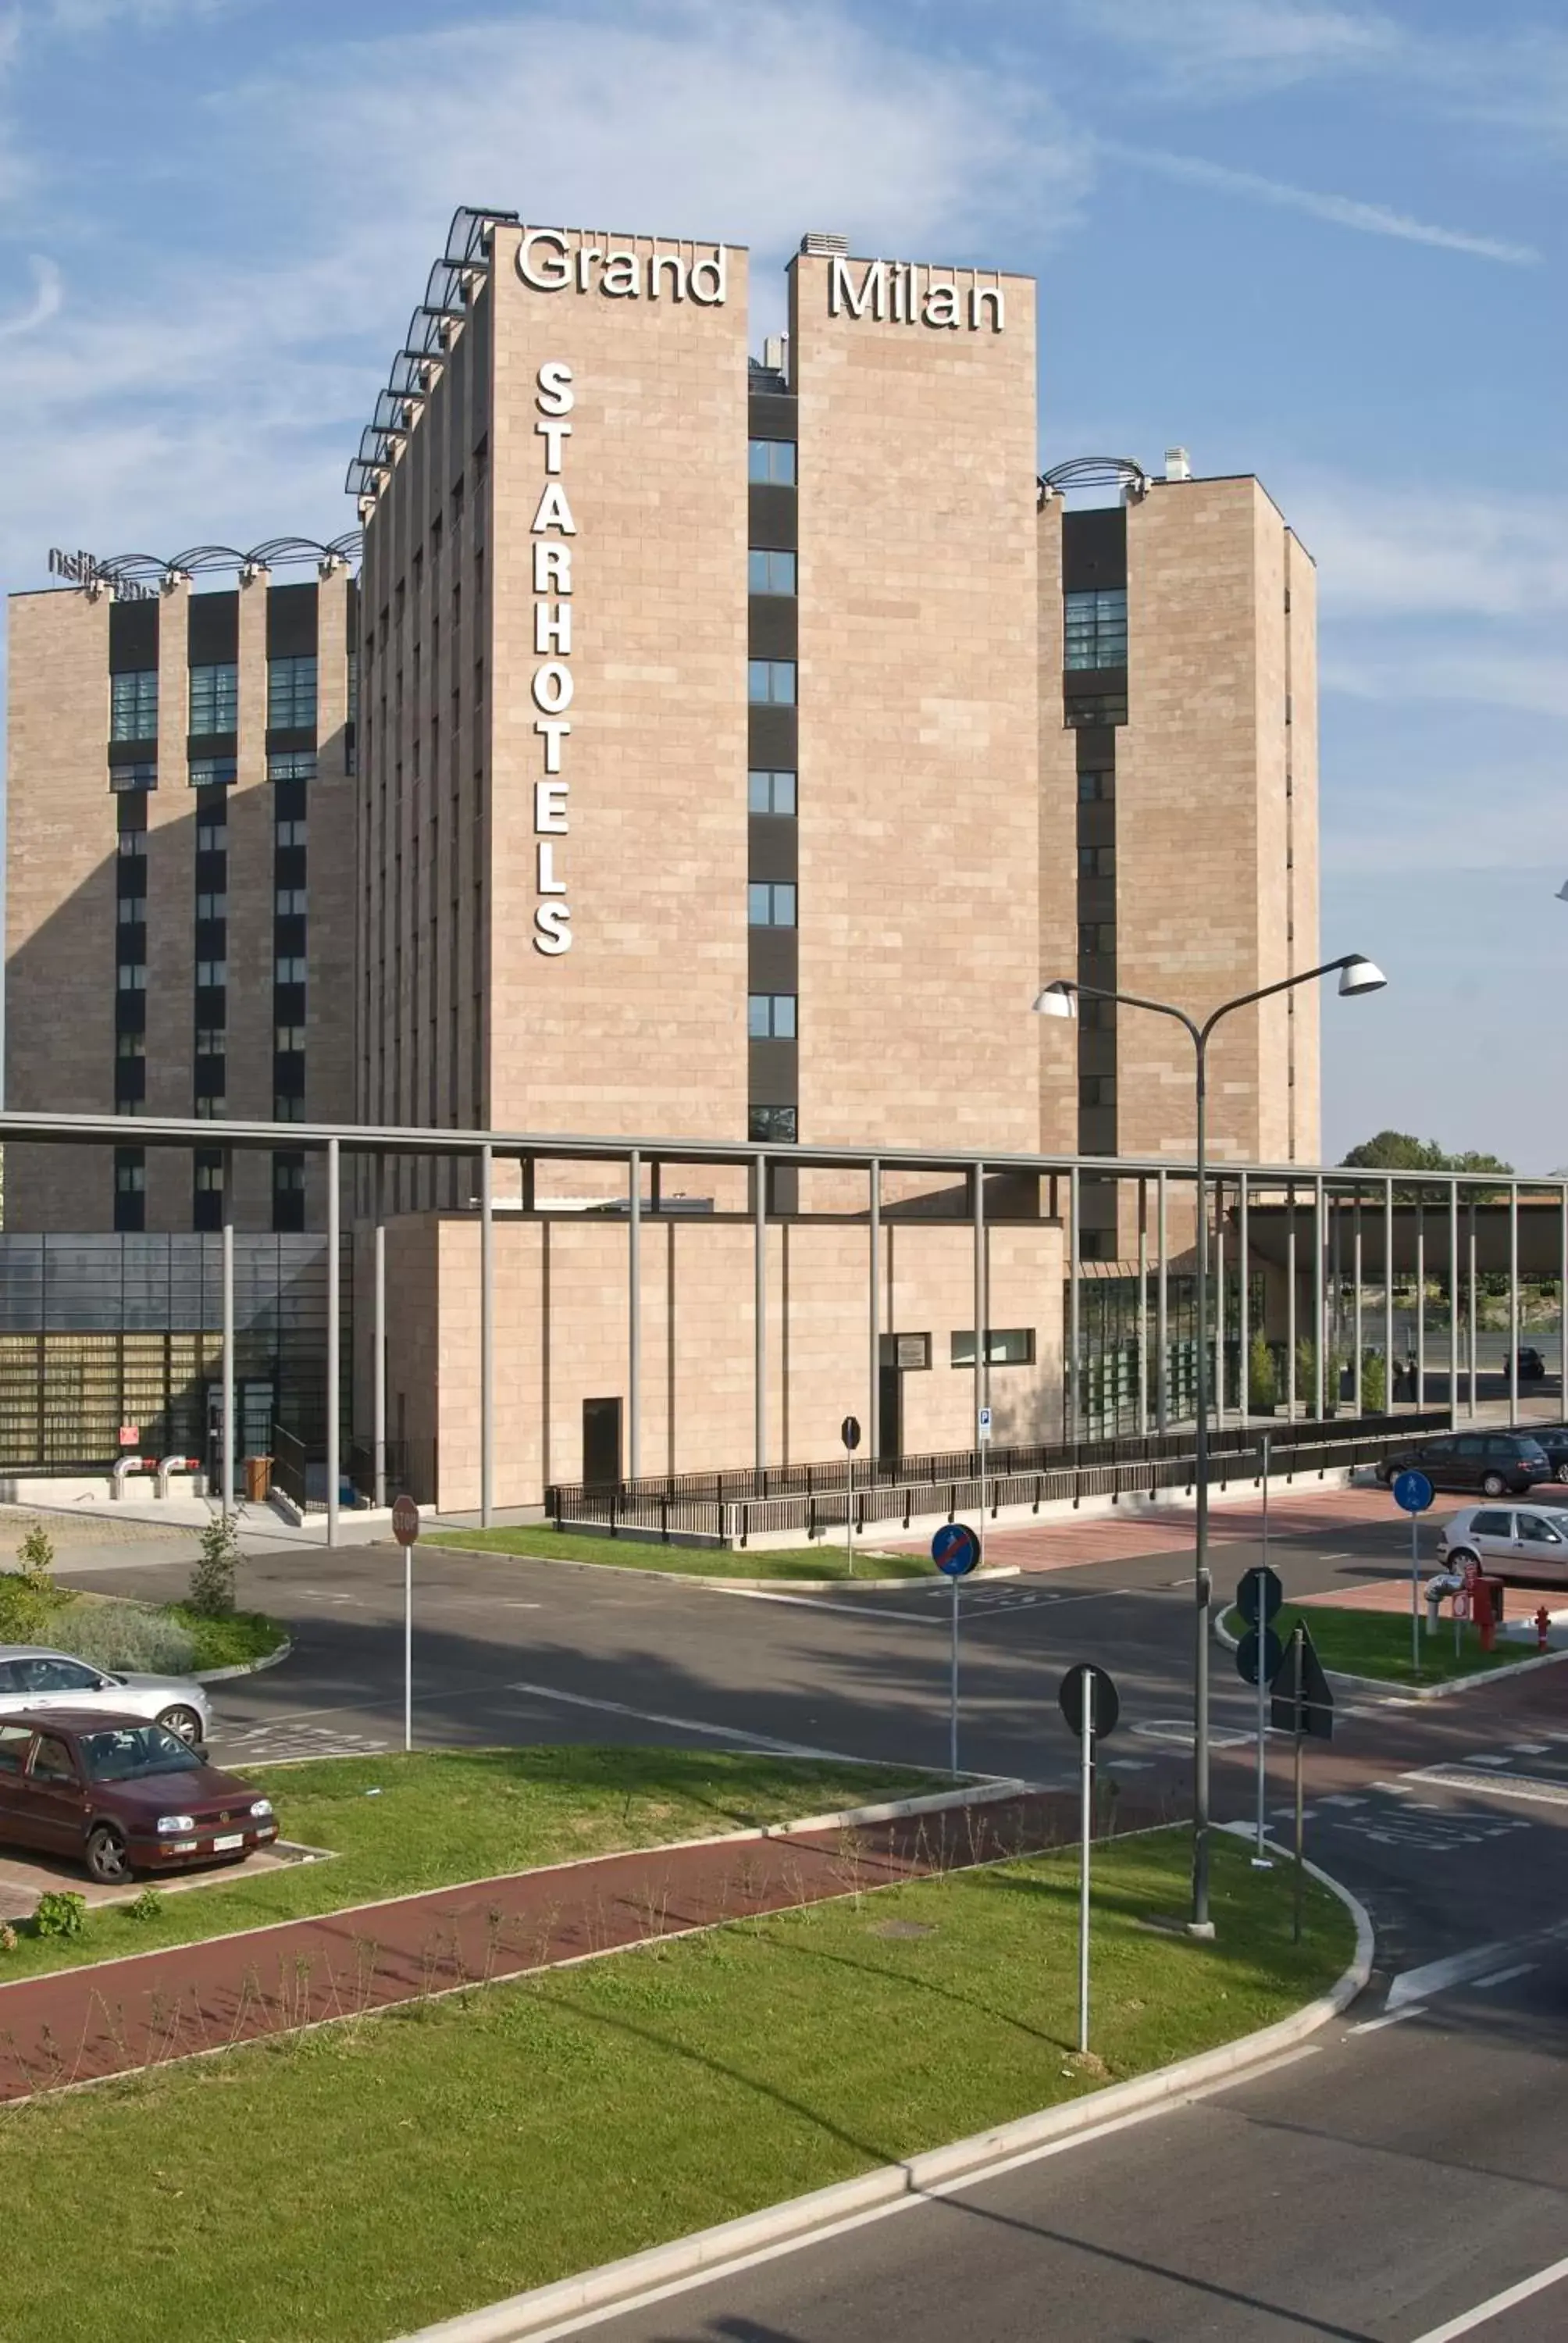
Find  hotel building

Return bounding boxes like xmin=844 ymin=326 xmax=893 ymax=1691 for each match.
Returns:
xmin=3 ymin=208 xmax=1320 ymax=1503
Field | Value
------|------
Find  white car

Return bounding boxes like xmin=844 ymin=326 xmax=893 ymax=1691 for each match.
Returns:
xmin=0 ymin=1648 xmax=212 ymax=1746
xmin=1438 ymin=1504 xmax=1568 ymax=1581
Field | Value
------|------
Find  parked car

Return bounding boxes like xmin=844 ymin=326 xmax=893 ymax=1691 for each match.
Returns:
xmin=1374 ymin=1431 xmax=1552 ymax=1498
xmin=1523 ymin=1425 xmax=1568 ymax=1483
xmin=1517 ymin=1346 xmax=1548 ymax=1382
xmin=0 ymin=1711 xmax=275 ymax=1885
xmin=1440 ymin=1503 xmax=1568 ymax=1582
xmin=0 ymin=1648 xmax=210 ymax=1746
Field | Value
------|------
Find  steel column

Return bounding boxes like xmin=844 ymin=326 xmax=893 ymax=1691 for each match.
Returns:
xmin=627 ymin=1146 xmax=640 ymax=1482
xmin=1467 ymin=1194 xmax=1478 ymax=1417
xmin=1285 ymin=1183 xmax=1297 ymax=1421
xmin=1449 ymin=1179 xmax=1459 ymax=1422
xmin=1156 ymin=1170 xmax=1168 ymax=1434
xmin=1238 ymin=1172 xmax=1250 ymax=1423
xmin=326 ymin=1136 xmax=340 ymax=1549
xmin=1138 ymin=1177 xmax=1149 ymax=1436
xmin=1561 ymin=1184 xmax=1568 ymax=1418
xmin=1509 ymin=1181 xmax=1520 ymax=1427
xmin=868 ymin=1157 xmax=881 ymax=1461
xmin=1415 ymin=1190 xmax=1426 ymax=1412
xmin=975 ymin=1161 xmax=990 ymax=1447
xmin=373 ymin=1185 xmax=387 ymax=1508
xmin=1214 ymin=1180 xmax=1227 ymax=1424
xmin=1353 ymin=1192 xmax=1363 ymax=1414
xmin=1067 ymin=1163 xmax=1079 ymax=1445
xmin=1383 ymin=1179 xmax=1395 ymax=1417
xmin=754 ymin=1152 xmax=766 ymax=1475
xmin=1313 ymin=1173 xmax=1325 ymax=1421
xmin=220 ymin=1147 xmax=234 ymax=1517
xmin=480 ymin=1143 xmax=494 ymax=1525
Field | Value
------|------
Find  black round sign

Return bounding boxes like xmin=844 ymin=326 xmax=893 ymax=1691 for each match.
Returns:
xmin=1237 ymin=1566 xmax=1283 ymax=1628
xmin=840 ymin=1415 xmax=862 ymax=1453
xmin=1059 ymin=1662 xmax=1119 ymax=1742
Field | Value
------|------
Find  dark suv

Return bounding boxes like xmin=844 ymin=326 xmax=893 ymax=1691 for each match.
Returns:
xmin=1377 ymin=1432 xmax=1552 ymax=1498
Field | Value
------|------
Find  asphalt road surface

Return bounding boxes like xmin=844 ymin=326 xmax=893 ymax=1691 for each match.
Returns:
xmin=47 ymin=1496 xmax=1568 ymax=2340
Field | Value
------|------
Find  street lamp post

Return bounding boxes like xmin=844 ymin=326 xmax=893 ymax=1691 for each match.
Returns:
xmin=1034 ymin=952 xmax=1386 ymax=1934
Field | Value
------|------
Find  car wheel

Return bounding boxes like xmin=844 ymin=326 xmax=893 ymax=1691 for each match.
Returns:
xmin=1555 ymin=1463 xmax=1568 ymax=1484
xmin=1448 ymin=1547 xmax=1480 ymax=1574
xmin=157 ymin=1705 xmax=204 ymax=1746
xmin=1481 ymin=1472 xmax=1507 ymax=1497
xmin=85 ymin=1823 xmax=131 ymax=1885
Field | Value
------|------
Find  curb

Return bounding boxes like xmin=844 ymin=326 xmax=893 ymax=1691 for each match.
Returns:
xmin=1212 ymin=1605 xmax=1568 ymax=1702
xmin=412 ymin=1542 xmax=955 ymax=1592
xmin=196 ymin=1635 xmax=294 ymax=1685
xmin=391 ymin=1863 xmax=1374 ymax=2343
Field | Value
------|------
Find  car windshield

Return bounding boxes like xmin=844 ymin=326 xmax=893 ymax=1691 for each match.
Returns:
xmin=78 ymin=1725 xmax=203 ymax=1782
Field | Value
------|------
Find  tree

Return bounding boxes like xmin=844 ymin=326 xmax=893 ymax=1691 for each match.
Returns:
xmin=1340 ymin=1130 xmax=1513 ymax=1176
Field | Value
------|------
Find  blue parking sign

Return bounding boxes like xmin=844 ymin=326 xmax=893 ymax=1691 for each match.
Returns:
xmin=1391 ymin=1469 xmax=1434 ymax=1514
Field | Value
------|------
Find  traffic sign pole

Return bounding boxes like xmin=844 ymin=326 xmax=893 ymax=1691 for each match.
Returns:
xmin=1078 ymin=1682 xmax=1093 ymax=2054
xmin=841 ymin=1417 xmax=861 ymax=1582
xmin=1292 ymin=1624 xmax=1305 ymax=1945
xmin=392 ymin=1494 xmax=421 ymax=1753
xmin=1410 ymin=1506 xmax=1420 ymax=1677
xmin=950 ymin=1570 xmax=960 ymax=1775
xmin=1259 ymin=1432 xmax=1270 ymax=1858
xmin=931 ymin=1522 xmax=982 ymax=1771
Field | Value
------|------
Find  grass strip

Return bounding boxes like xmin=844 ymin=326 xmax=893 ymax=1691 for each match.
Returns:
xmin=1224 ymin=1601 xmax=1531 ymax=1685
xmin=172 ymin=1604 xmax=287 ymax=1670
xmin=0 ymin=1829 xmax=1352 ymax=2343
xmin=0 ymin=1746 xmax=935 ymax=1979
xmin=420 ymin=1522 xmax=936 ymax=1577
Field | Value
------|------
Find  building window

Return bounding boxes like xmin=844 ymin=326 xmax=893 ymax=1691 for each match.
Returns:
xmin=113 ymin=1147 xmax=145 ymax=1233
xmin=1064 ymin=691 xmax=1128 ymax=729
xmin=194 ymin=1028 xmax=224 ymax=1057
xmin=195 ymin=891 xmax=228 ymax=920
xmin=274 ymin=955 xmax=308 ymax=984
xmin=116 ymin=1031 xmax=146 ymax=1060
xmin=275 ymin=886 xmax=308 ymax=917
xmin=194 ymin=1096 xmax=226 ymax=1119
xmin=1077 ymin=923 xmax=1115 ymax=958
xmin=195 ymin=958 xmax=228 ymax=987
xmin=275 ymin=1024 xmax=307 ymax=1052
xmin=275 ymin=815 xmax=307 ymax=848
xmin=268 ymin=751 xmax=317 ymax=783
xmin=747 ymin=882 xmax=796 ymax=928
xmin=267 ymin=656 xmax=318 ymax=729
xmin=189 ymin=663 xmax=238 ymax=733
xmin=109 ymin=761 xmax=158 ymax=793
xmin=748 ymin=769 xmax=797 ymax=816
xmin=747 ymin=993 xmax=797 ymax=1040
xmin=273 ymin=1095 xmax=305 ymax=1122
xmin=273 ymin=1151 xmax=306 ymax=1232
xmin=747 ymin=549 xmax=797 ymax=595
xmin=110 ymin=670 xmax=159 ymax=741
xmin=116 ymin=964 xmax=148 ymax=991
xmin=188 ymin=758 xmax=237 ymax=788
xmin=1079 ymin=1075 xmax=1117 ymax=1107
xmin=118 ymin=830 xmax=148 ymax=861
xmin=1077 ymin=845 xmax=1115 ymax=877
xmin=1064 ymin=589 xmax=1128 ymax=671
xmin=747 ymin=659 xmax=796 ymax=704
xmin=116 ymin=895 xmax=146 ymax=925
xmin=748 ymin=1104 xmax=797 ymax=1143
xmin=748 ymin=439 xmax=796 ymax=485
xmin=950 ymin=1328 xmax=1035 ymax=1368
xmin=1078 ymin=771 xmax=1114 ymax=803
xmin=195 ymin=811 xmax=226 ymax=853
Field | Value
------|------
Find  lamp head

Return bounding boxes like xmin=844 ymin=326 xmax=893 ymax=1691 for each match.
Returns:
xmin=1556 ymin=882 xmax=1568 ymax=903
xmin=1336 ymin=955 xmax=1387 ymax=998
xmin=1031 ymin=982 xmax=1078 ymax=1020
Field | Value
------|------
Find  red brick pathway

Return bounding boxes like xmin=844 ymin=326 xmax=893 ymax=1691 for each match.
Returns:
xmin=0 ymin=1792 xmax=1158 ymax=2106
xmin=923 ymin=1484 xmax=1451 ymax=1574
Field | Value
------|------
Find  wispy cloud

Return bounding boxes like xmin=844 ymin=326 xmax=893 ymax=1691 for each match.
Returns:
xmin=1292 ymin=481 xmax=1568 ymax=621
xmin=1103 ymin=140 xmax=1538 ymax=263
xmin=1067 ymin=0 xmax=1401 ymax=100
xmin=0 ymin=251 xmax=59 ymax=337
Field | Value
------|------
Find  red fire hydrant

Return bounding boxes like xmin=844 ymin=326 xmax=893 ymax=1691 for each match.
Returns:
xmin=1537 ymin=1604 xmax=1552 ymax=1653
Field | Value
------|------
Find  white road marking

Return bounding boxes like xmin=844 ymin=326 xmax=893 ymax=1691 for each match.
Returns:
xmin=1470 ymin=1962 xmax=1537 ymax=1991
xmin=1388 ymin=1924 xmax=1568 ymax=2012
xmin=1509 ymin=1741 xmax=1551 ymax=1753
xmin=504 ymin=1679 xmax=857 ymax=1763
xmin=1412 ymin=1767 xmax=1568 ymax=1807
xmin=1463 ymin=1754 xmax=1511 ymax=1768
xmin=507 ymin=2045 xmax=1321 ymax=2342
xmin=1316 ymin=1794 xmax=1368 ymax=1808
xmin=1349 ymin=2005 xmax=1427 ymax=2034
xmin=1406 ymin=2248 xmax=1568 ymax=2341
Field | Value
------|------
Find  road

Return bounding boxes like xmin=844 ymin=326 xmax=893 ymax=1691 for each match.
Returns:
xmin=45 ymin=1489 xmax=1568 ymax=2339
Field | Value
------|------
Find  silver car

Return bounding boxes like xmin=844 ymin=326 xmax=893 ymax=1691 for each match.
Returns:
xmin=0 ymin=1648 xmax=212 ymax=1745
xmin=1439 ymin=1504 xmax=1568 ymax=1581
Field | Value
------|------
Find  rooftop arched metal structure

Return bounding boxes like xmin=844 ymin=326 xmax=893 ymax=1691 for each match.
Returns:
xmin=1038 ymin=456 xmax=1149 ymax=506
xmin=60 ymin=534 xmax=362 ymax=593
xmin=347 ymin=204 xmax=522 ymax=504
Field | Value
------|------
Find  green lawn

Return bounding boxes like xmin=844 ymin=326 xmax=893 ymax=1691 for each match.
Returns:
xmin=1224 ymin=1601 xmax=1535 ymax=1687
xmin=0 ymin=1746 xmax=937 ymax=1978
xmin=421 ymin=1522 xmax=937 ymax=1578
xmin=0 ymin=1829 xmax=1352 ymax=2343
xmin=175 ymin=1604 xmax=288 ymax=1670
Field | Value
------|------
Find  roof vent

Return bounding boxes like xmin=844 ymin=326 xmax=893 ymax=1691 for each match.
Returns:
xmin=800 ymin=230 xmax=848 ymax=256
xmin=1164 ymin=446 xmax=1192 ymax=481
xmin=762 ymin=334 xmax=787 ymax=373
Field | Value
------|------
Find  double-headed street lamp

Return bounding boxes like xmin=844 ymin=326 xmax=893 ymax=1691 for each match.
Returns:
xmin=1033 ymin=953 xmax=1387 ymax=1933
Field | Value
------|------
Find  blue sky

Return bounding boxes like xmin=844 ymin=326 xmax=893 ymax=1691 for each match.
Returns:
xmin=2 ymin=0 xmax=1563 ymax=1165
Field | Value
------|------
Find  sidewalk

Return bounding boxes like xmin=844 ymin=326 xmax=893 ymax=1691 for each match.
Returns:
xmin=0 ymin=1789 xmax=1153 ymax=2106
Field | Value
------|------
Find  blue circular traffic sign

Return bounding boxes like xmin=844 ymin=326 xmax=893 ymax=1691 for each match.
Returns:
xmin=932 ymin=1522 xmax=982 ymax=1578
xmin=1391 ymin=1469 xmax=1434 ymax=1514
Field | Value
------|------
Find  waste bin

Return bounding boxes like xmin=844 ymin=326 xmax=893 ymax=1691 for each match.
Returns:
xmin=1475 ymin=1574 xmax=1505 ymax=1650
xmin=244 ymin=1453 xmax=273 ymax=1503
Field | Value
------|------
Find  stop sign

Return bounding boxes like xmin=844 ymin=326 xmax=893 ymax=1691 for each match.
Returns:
xmin=391 ymin=1492 xmax=421 ymax=1548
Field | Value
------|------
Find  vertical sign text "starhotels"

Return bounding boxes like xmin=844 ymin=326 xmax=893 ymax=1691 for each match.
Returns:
xmin=531 ymin=360 xmax=575 ymax=955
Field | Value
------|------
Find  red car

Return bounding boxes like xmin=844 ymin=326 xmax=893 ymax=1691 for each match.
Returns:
xmin=0 ymin=1710 xmax=277 ymax=1885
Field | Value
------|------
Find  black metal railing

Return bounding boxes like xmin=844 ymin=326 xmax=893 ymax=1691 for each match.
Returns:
xmin=546 ymin=1408 xmax=1450 ymax=1521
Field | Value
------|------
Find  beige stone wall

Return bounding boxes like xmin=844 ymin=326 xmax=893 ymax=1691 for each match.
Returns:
xmin=4 ymin=587 xmax=114 ymax=1228
xmin=365 ymin=1203 xmax=1064 ymax=1510
xmin=1035 ymin=496 xmax=1079 ymax=1152
xmin=1116 ymin=476 xmax=1310 ymax=1172
xmin=789 ymin=251 xmax=1040 ymax=1154
xmin=1283 ymin=529 xmax=1320 ymax=1161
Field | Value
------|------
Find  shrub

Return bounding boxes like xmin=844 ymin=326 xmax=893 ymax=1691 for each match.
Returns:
xmin=32 ymin=1891 xmax=87 ymax=1941
xmin=0 ymin=1924 xmax=17 ymax=1954
xmin=51 ymin=1602 xmax=197 ymax=1675
xmin=126 ymin=1886 xmax=165 ymax=1924
xmin=16 ymin=1521 xmax=56 ymax=1592
xmin=0 ymin=1572 xmax=53 ymax=1644
xmin=1362 ymin=1348 xmax=1388 ymax=1414
xmin=1247 ymin=1332 xmax=1277 ymax=1413
xmin=188 ymin=1512 xmax=240 ymax=1620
